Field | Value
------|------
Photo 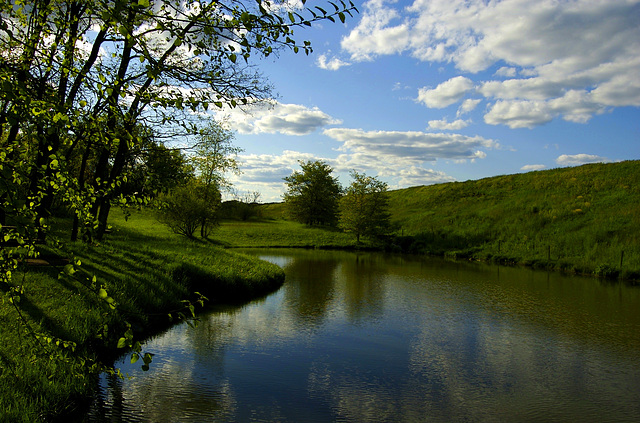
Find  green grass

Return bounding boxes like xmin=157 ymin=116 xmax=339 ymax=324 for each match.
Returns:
xmin=0 ymin=212 xmax=285 ymax=422
xmin=3 ymin=160 xmax=638 ymax=420
xmin=385 ymin=160 xmax=640 ymax=279
xmin=212 ymin=219 xmax=358 ymax=248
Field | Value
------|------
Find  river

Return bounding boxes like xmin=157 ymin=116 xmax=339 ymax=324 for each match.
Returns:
xmin=86 ymin=249 xmax=640 ymax=422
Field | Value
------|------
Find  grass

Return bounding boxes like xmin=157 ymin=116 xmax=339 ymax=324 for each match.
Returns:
xmin=2 ymin=160 xmax=638 ymax=420
xmin=0 ymin=212 xmax=285 ymax=422
xmin=225 ymin=161 xmax=640 ymax=280
xmin=385 ymin=160 xmax=640 ymax=280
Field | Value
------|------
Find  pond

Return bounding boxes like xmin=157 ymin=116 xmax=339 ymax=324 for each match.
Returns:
xmin=86 ymin=249 xmax=640 ymax=422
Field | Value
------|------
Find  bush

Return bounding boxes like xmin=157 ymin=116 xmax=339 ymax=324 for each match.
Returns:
xmin=156 ymin=183 xmax=220 ymax=238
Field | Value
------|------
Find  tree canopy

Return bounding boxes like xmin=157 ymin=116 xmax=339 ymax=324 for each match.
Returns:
xmin=0 ymin=0 xmax=357 ymax=245
xmin=340 ymin=171 xmax=391 ymax=242
xmin=0 ymin=0 xmax=358 ymax=385
xmin=283 ymin=160 xmax=342 ymax=226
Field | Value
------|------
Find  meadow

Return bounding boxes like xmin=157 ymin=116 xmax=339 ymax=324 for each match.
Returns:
xmin=247 ymin=161 xmax=640 ymax=280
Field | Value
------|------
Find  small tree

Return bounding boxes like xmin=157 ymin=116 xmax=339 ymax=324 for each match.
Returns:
xmin=156 ymin=181 xmax=221 ymax=239
xmin=191 ymin=120 xmax=242 ymax=237
xmin=283 ymin=160 xmax=342 ymax=226
xmin=340 ymin=171 xmax=391 ymax=242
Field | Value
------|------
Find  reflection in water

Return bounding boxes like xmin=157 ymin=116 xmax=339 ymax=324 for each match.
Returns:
xmin=88 ymin=250 xmax=640 ymax=422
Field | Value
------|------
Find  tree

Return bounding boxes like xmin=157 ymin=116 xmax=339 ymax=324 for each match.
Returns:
xmin=123 ymin=142 xmax=194 ymax=198
xmin=191 ymin=120 xmax=242 ymax=237
xmin=0 ymin=0 xmax=358 ymax=242
xmin=284 ymin=160 xmax=342 ymax=226
xmin=339 ymin=171 xmax=391 ymax=242
xmin=156 ymin=181 xmax=221 ymax=239
xmin=0 ymin=0 xmax=358 ymax=383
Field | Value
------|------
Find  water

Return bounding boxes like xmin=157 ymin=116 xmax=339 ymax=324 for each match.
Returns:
xmin=87 ymin=249 xmax=640 ymax=422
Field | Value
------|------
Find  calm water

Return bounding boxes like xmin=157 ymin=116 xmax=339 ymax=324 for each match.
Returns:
xmin=87 ymin=249 xmax=640 ymax=422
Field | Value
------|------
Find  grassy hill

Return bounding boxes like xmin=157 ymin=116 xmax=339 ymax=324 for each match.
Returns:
xmin=259 ymin=161 xmax=640 ymax=279
xmin=387 ymin=160 xmax=639 ymax=279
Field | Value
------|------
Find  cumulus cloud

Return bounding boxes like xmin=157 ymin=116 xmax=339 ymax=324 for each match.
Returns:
xmin=223 ymin=101 xmax=341 ymax=135
xmin=427 ymin=118 xmax=470 ymax=130
xmin=494 ymin=67 xmax=517 ymax=78
xmin=521 ymin=164 xmax=546 ymax=171
xmin=417 ymin=76 xmax=474 ymax=108
xmin=317 ymin=54 xmax=351 ymax=71
xmin=324 ymin=128 xmax=497 ymax=164
xmin=484 ymin=100 xmax=554 ymax=128
xmin=228 ymin=128 xmax=494 ymax=201
xmin=457 ymin=99 xmax=482 ymax=116
xmin=230 ymin=150 xmax=320 ymax=202
xmin=342 ymin=0 xmax=640 ymax=127
xmin=556 ymin=154 xmax=610 ymax=166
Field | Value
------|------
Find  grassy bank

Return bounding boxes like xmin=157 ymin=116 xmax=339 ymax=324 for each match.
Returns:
xmin=249 ymin=161 xmax=640 ymax=280
xmin=385 ymin=161 xmax=640 ymax=279
xmin=0 ymin=213 xmax=284 ymax=422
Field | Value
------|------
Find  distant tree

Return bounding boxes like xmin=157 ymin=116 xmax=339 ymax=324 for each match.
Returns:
xmin=123 ymin=142 xmax=194 ymax=198
xmin=339 ymin=171 xmax=391 ymax=242
xmin=156 ymin=181 xmax=220 ymax=239
xmin=191 ymin=120 xmax=242 ymax=237
xmin=284 ymin=160 xmax=342 ymax=226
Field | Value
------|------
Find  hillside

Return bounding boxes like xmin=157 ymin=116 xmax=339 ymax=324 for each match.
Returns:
xmin=261 ymin=161 xmax=640 ymax=279
xmin=387 ymin=160 xmax=639 ymax=279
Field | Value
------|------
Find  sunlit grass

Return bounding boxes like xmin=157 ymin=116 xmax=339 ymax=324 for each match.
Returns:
xmin=386 ymin=160 xmax=640 ymax=279
xmin=1 ymin=210 xmax=285 ymax=422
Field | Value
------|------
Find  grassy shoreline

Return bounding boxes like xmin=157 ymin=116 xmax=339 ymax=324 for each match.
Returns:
xmin=2 ymin=161 xmax=638 ymax=421
xmin=0 ymin=213 xmax=285 ymax=422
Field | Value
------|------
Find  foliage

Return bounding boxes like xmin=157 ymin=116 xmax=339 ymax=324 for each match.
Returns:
xmin=190 ymin=120 xmax=242 ymax=236
xmin=220 ymin=191 xmax=263 ymax=221
xmin=339 ymin=171 xmax=392 ymax=242
xmin=0 ymin=2 xmax=357 ymax=412
xmin=386 ymin=161 xmax=640 ymax=279
xmin=122 ymin=142 xmax=194 ymax=198
xmin=283 ymin=160 xmax=342 ymax=226
xmin=156 ymin=181 xmax=221 ymax=239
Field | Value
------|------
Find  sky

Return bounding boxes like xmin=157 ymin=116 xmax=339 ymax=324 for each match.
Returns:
xmin=213 ymin=0 xmax=640 ymax=202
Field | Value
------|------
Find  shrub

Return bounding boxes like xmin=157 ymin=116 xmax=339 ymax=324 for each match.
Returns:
xmin=156 ymin=183 xmax=220 ymax=238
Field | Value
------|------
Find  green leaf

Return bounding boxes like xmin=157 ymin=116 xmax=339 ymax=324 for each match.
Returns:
xmin=98 ymin=288 xmax=108 ymax=299
xmin=117 ymin=337 xmax=127 ymax=348
xmin=138 ymin=0 xmax=150 ymax=7
xmin=130 ymin=353 xmax=139 ymax=364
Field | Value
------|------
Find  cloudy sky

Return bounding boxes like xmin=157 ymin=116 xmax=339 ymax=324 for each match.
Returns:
xmin=215 ymin=0 xmax=639 ymax=202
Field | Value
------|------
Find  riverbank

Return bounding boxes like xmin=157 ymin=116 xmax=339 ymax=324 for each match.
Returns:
xmin=0 ymin=214 xmax=285 ymax=422
xmin=250 ymin=161 xmax=640 ymax=281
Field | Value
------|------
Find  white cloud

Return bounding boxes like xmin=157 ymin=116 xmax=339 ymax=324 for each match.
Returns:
xmin=393 ymin=166 xmax=456 ymax=188
xmin=457 ymin=99 xmax=482 ymax=116
xmin=317 ymin=54 xmax=351 ymax=71
xmin=417 ymin=76 xmax=474 ymax=108
xmin=340 ymin=0 xmax=410 ymax=62
xmin=556 ymin=154 xmax=610 ymax=166
xmin=484 ymin=100 xmax=553 ymax=129
xmin=342 ymin=0 xmax=640 ymax=127
xmin=229 ymin=127 xmax=499 ymax=201
xmin=427 ymin=118 xmax=470 ymax=130
xmin=324 ymin=127 xmax=497 ymax=164
xmin=521 ymin=164 xmax=545 ymax=171
xmin=494 ymin=67 xmax=517 ymax=78
xmin=222 ymin=101 xmax=342 ymax=136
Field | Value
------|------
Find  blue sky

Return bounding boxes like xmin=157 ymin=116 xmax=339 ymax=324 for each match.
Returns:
xmin=215 ymin=0 xmax=640 ymax=202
